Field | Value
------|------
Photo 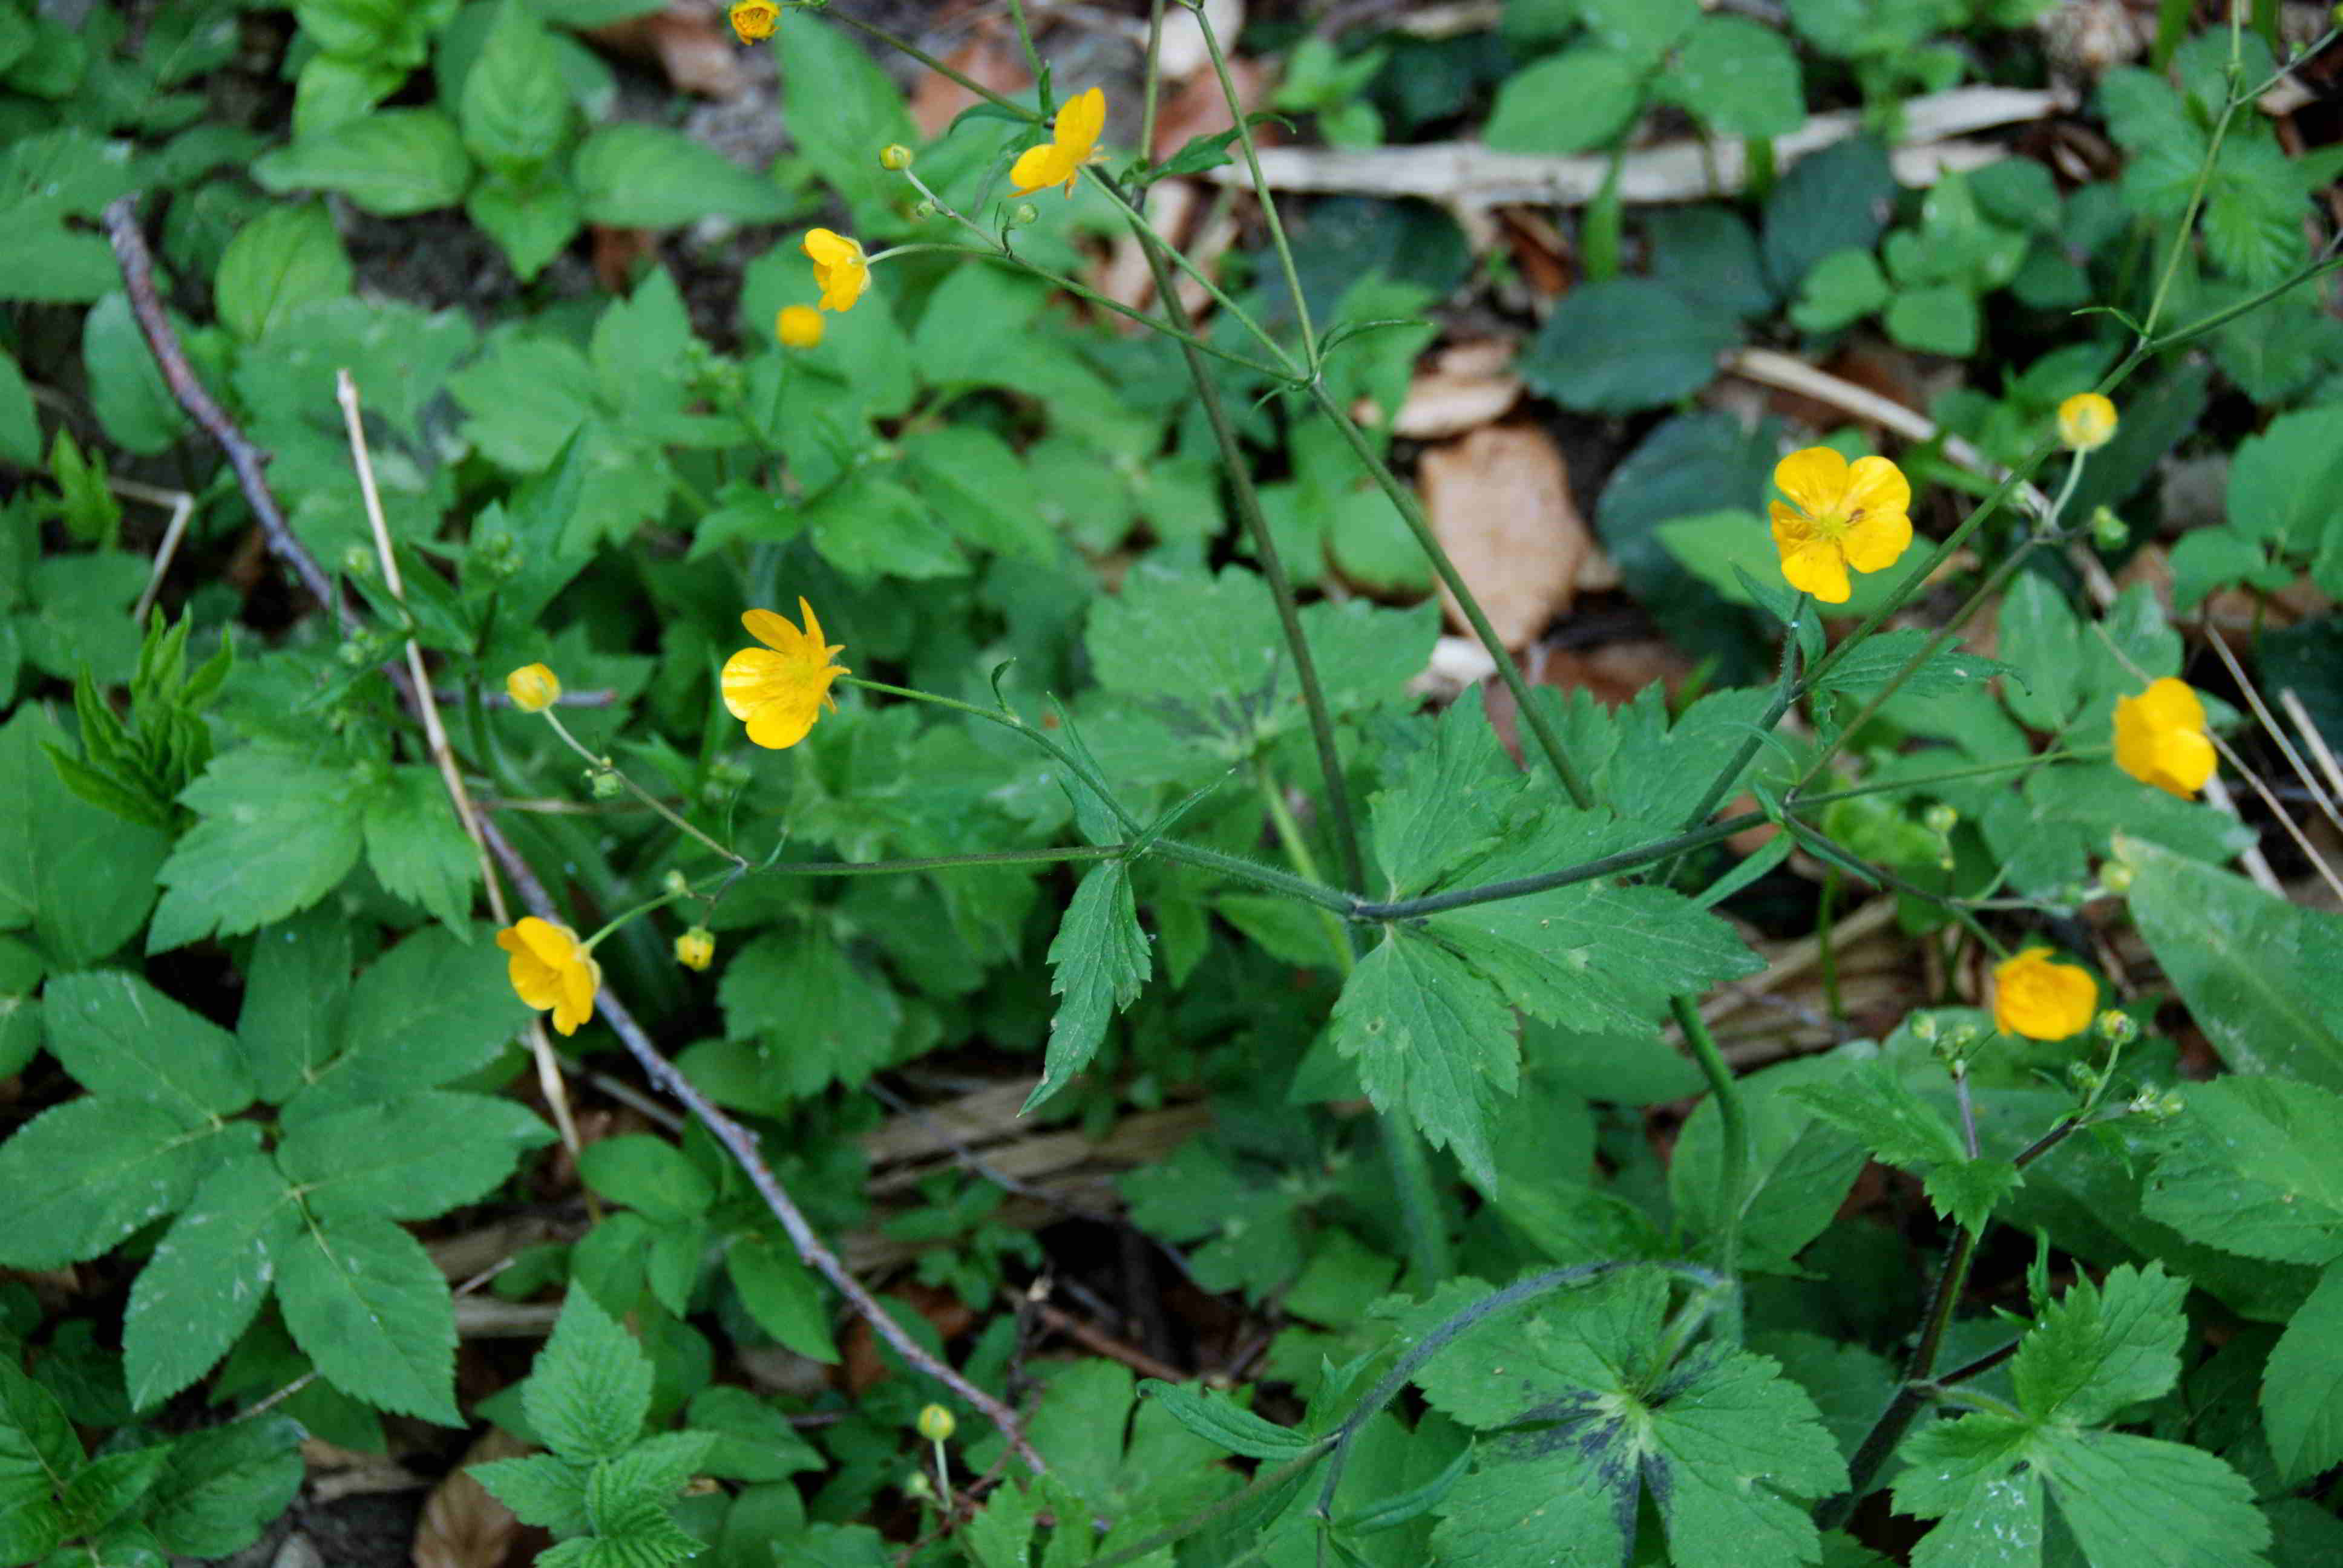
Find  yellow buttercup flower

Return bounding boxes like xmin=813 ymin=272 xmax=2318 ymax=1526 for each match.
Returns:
xmin=728 ymin=0 xmax=778 ymax=43
xmin=496 ymin=917 xmax=602 ymax=1037
xmin=675 ymin=927 xmax=716 ymax=971
xmin=801 ymin=229 xmax=869 ymax=313
xmin=1991 ymin=947 xmax=2096 ymax=1042
xmin=1768 ymin=447 xmax=1915 ymax=605
xmin=2113 ymin=678 xmax=2216 ymax=799
xmin=721 ymin=598 xmax=849 ymax=750
xmin=2057 ymin=393 xmax=2117 ymax=452
xmin=1009 ymin=87 xmax=1106 ymax=198
xmin=506 ymin=662 xmax=560 ymax=713
xmin=776 ymin=304 xmax=824 ymax=348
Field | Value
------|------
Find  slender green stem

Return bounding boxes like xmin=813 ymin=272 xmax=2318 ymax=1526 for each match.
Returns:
xmin=2143 ymin=239 xmax=2343 ymax=353
xmin=1667 ymin=593 xmax=1807 ymax=854
xmin=2138 ymin=22 xmax=2244 ymax=347
xmin=1816 ymin=871 xmax=1843 ymax=1022
xmin=1798 ymin=454 xmax=2051 ymax=697
xmin=1357 ymin=814 xmax=1760 ymax=922
xmin=1673 ymin=996 xmax=1745 ymax=1336
xmin=582 ymin=887 xmax=690 ymax=950
xmin=1256 ymin=761 xmax=1356 ymax=972
xmin=1793 ymin=529 xmax=2063 ymax=792
xmin=1187 ymin=0 xmax=1318 ymax=371
xmin=1001 ymin=0 xmax=1043 ymax=81
xmin=1133 ymin=229 xmax=1366 ymax=897
xmin=752 ymin=844 xmax=1130 ymax=877
xmin=1086 ymin=170 xmax=1302 ymax=373
xmin=540 ymin=710 xmax=746 ymax=869
xmin=1153 ymin=838 xmax=1357 ymax=915
xmin=1311 ymin=385 xmax=1596 ymax=809
xmin=1794 ymin=750 xmax=2089 ymax=807
xmin=1138 ymin=0 xmax=1167 ymax=157
xmin=868 ymin=241 xmax=1292 ymax=380
xmin=825 ymin=10 xmax=1035 ymax=120
xmin=841 ymin=675 xmax=1144 ymax=836
xmin=1087 ymin=1441 xmax=1337 ymax=1568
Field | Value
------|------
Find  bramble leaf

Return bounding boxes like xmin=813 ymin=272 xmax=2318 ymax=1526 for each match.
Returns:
xmin=277 ymin=1215 xmax=460 ymax=1425
xmin=149 ymin=747 xmax=370 ymax=952
xmin=123 ymin=1154 xmax=300 ymax=1410
xmin=277 ymin=1091 xmax=552 ymax=1220
xmin=42 ymin=969 xmax=254 ymax=1122
xmin=0 ymin=1100 xmax=255 ymax=1269
xmin=524 ymin=1289 xmax=653 ymax=1466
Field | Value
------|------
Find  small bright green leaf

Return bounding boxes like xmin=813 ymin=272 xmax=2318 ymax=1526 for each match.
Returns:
xmin=1663 ymin=15 xmax=1803 ymax=137
xmin=525 ymin=1289 xmax=653 ymax=1464
xmin=2013 ymin=1263 xmax=2187 ymax=1426
xmin=1027 ymin=860 xmax=1150 ymax=1112
xmin=1789 ymin=248 xmax=1890 ymax=333
xmin=254 ymin=109 xmax=474 ymax=216
xmin=1329 ymin=929 xmax=1517 ymax=1188
xmin=726 ymin=1237 xmax=839 ymax=1364
xmin=577 ymin=1134 xmax=716 ymax=1224
xmin=277 ymin=1214 xmax=460 ymax=1425
xmin=1483 ymin=46 xmax=1643 ymax=154
xmin=572 ymin=123 xmax=792 ymax=227
xmin=213 ymin=203 xmax=352 ymax=344
xmin=716 ymin=927 xmax=903 ymax=1103
xmin=459 ymin=0 xmax=570 ymax=172
xmin=149 ymin=748 xmax=370 ymax=953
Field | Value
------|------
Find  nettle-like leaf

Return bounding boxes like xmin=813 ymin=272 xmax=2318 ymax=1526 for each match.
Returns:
xmin=1027 ymin=858 xmax=1150 ymax=1113
xmin=523 ymin=1290 xmax=654 ymax=1466
xmin=1787 ymin=1059 xmax=2021 ymax=1233
xmin=1895 ymin=1264 xmax=2270 ymax=1567
xmin=1392 ymin=1271 xmax=1846 ymax=1567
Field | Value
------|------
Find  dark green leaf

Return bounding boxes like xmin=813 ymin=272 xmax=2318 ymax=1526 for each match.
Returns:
xmin=1027 ymin=860 xmax=1150 ymax=1112
xmin=122 ymin=1154 xmax=298 ymax=1410
xmin=277 ymin=1215 xmax=460 ymax=1425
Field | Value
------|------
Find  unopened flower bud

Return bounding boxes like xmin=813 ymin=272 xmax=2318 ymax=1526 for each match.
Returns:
xmin=506 ymin=662 xmax=560 ymax=713
xmin=342 ymin=543 xmax=377 ymax=580
xmin=1008 ymin=202 xmax=1040 ymax=229
xmin=663 ymin=869 xmax=692 ymax=897
xmin=2096 ymin=1009 xmax=2138 ymax=1046
xmin=2057 ymin=392 xmax=2117 ymax=453
xmin=589 ymin=768 xmax=624 ymax=800
xmin=1910 ymin=1013 xmax=1940 ymax=1043
xmin=879 ymin=143 xmax=913 ymax=171
xmin=338 ymin=639 xmax=370 ymax=667
xmin=2098 ymin=860 xmax=2134 ymax=897
xmin=1923 ymin=803 xmax=1959 ymax=835
xmin=916 ymin=1403 xmax=955 ymax=1442
xmin=2089 ymin=507 xmax=2128 ymax=550
xmin=776 ymin=304 xmax=824 ymax=350
xmin=674 ymin=927 xmax=715 ymax=971
xmin=913 ymin=197 xmax=939 ymax=220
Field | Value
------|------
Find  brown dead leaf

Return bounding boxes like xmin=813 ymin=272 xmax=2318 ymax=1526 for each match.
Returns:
xmin=911 ymin=27 xmax=1034 ymax=140
xmin=1417 ymin=423 xmax=1598 ymax=649
xmin=1154 ymin=0 xmax=1245 ymax=80
xmin=1494 ymin=207 xmax=1569 ymax=297
xmin=1150 ymin=54 xmax=1273 ymax=162
xmin=411 ymin=1429 xmax=529 ymax=1568
xmin=1354 ymin=338 xmax=1522 ymax=439
xmin=589 ymin=227 xmax=656 ymax=292
xmin=582 ymin=5 xmax=741 ymax=99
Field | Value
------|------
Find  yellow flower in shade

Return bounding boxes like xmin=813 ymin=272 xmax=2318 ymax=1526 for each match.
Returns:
xmin=728 ymin=0 xmax=778 ymax=43
xmin=801 ymin=229 xmax=869 ymax=313
xmin=917 ymin=1404 xmax=956 ymax=1442
xmin=2114 ymin=678 xmax=2217 ymax=799
xmin=2057 ymin=393 xmax=2117 ymax=452
xmin=1009 ymin=87 xmax=1106 ymax=197
xmin=1768 ymin=447 xmax=1915 ymax=605
xmin=496 ymin=917 xmax=601 ymax=1037
xmin=776 ymin=304 xmax=824 ymax=348
xmin=721 ymin=598 xmax=849 ymax=750
xmin=1991 ymin=947 xmax=2097 ymax=1042
xmin=506 ymin=662 xmax=560 ymax=713
xmin=675 ymin=927 xmax=715 ymax=972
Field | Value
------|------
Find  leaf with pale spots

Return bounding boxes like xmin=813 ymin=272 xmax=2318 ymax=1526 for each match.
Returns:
xmin=1328 ymin=930 xmax=1519 ymax=1190
xmin=0 ymin=1101 xmax=256 ymax=1270
xmin=123 ymin=1154 xmax=300 ymax=1411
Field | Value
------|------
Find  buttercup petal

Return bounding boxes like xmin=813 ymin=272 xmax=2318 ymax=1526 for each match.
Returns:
xmin=741 ymin=607 xmax=805 ymax=655
xmin=1780 ymin=540 xmax=1851 ymax=603
xmin=1011 ymin=143 xmax=1072 ymax=195
xmin=2152 ymin=729 xmax=2217 ymax=797
xmin=1840 ymin=455 xmax=1912 ymax=518
xmin=1769 ymin=500 xmax=1815 ymax=550
xmin=746 ymin=696 xmax=822 ymax=750
xmin=1057 ymin=87 xmax=1105 ymax=158
xmin=797 ymin=597 xmax=827 ymax=652
xmin=802 ymin=227 xmax=851 ymax=266
xmin=555 ymin=958 xmax=597 ymax=1036
xmin=1773 ymin=447 xmax=1849 ymax=517
xmin=721 ymin=647 xmax=792 ymax=720
xmin=506 ymin=950 xmax=563 ymax=1011
xmin=514 ymin=916 xmax=578 ymax=968
xmin=2137 ymin=676 xmax=2204 ymax=731
xmin=1840 ymin=509 xmax=1913 ymax=574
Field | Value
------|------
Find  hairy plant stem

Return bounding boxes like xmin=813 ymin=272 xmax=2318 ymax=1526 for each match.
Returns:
xmin=1311 ymin=385 xmax=1596 ymax=809
xmin=1817 ymin=1112 xmax=2096 ymax=1528
xmin=1129 ymin=231 xmax=1366 ymax=897
xmin=1672 ymin=996 xmax=1746 ymax=1340
xmin=540 ymin=709 xmax=747 ymax=871
xmin=1184 ymin=0 xmax=1319 ymax=371
xmin=1089 ymin=174 xmax=1301 ymax=374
